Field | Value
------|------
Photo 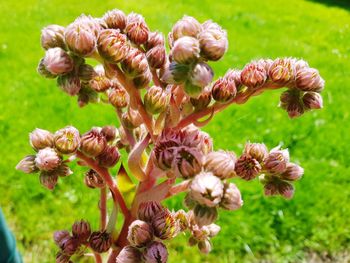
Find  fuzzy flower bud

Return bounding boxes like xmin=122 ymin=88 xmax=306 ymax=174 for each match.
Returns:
xmin=121 ymin=48 xmax=149 ymax=77
xmin=108 ymin=86 xmax=128 ymax=108
xmin=220 ymin=182 xmax=243 ymax=211
xmin=84 ymin=169 xmax=105 ymax=189
xmin=152 ymin=209 xmax=177 ymax=240
xmin=102 ymin=9 xmax=126 ymax=30
xmin=97 ymin=29 xmax=130 ymax=63
xmin=89 ymin=231 xmax=112 ymax=253
xmin=65 ymin=23 xmax=96 ymax=57
xmin=243 ymin=142 xmax=268 ymax=163
xmin=302 ymin=91 xmax=323 ymax=110
xmin=132 ymin=69 xmax=152 ymax=89
xmin=198 ymin=23 xmax=228 ymax=61
xmin=78 ymin=85 xmax=99 ymax=107
xmin=56 ymin=251 xmax=70 ymax=263
xmin=57 ymin=74 xmax=81 ymax=96
xmin=96 ymin=145 xmax=120 ymax=168
xmin=190 ymin=172 xmax=224 ymax=207
xmin=235 ymin=154 xmax=261 ymax=180
xmin=161 ymin=62 xmax=190 ymax=84
xmin=198 ymin=239 xmax=212 ymax=254
xmin=116 ymin=246 xmax=142 ymax=263
xmin=37 ymin=58 xmax=56 ymax=78
xmin=53 ymin=126 xmax=80 ymax=154
xmin=207 ymin=224 xmax=221 ymax=237
xmin=41 ymin=25 xmax=66 ymax=50
xmin=204 ymin=150 xmax=236 ymax=179
xmin=39 ymin=171 xmax=59 ymax=190
xmin=59 ymin=236 xmax=79 ymax=256
xmin=225 ymin=69 xmax=243 ymax=89
xmin=125 ymin=13 xmax=149 ymax=45
xmin=174 ymin=146 xmax=203 ymax=179
xmin=269 ymin=58 xmax=295 ymax=87
xmin=174 ymin=210 xmax=189 ymax=232
xmin=172 ymin=36 xmax=200 ymax=64
xmin=138 ymin=201 xmax=165 ymax=223
xmin=143 ymin=241 xmax=168 ymax=263
xmin=29 ymin=128 xmax=54 ymax=150
xmin=43 ymin=48 xmax=74 ymax=76
xmin=279 ymin=90 xmax=305 ymax=118
xmin=281 ymin=163 xmax=304 ymax=181
xmin=101 ymin=125 xmax=117 ymax=142
xmin=153 ymin=140 xmax=179 ymax=170
xmin=144 ymin=86 xmax=169 ymax=115
xmin=264 ymin=180 xmax=294 ymax=199
xmin=146 ymin=31 xmax=165 ymax=50
xmin=171 ymin=16 xmax=201 ymax=41
xmin=264 ymin=148 xmax=290 ymax=174
xmin=54 ymin=230 xmax=70 ymax=246
xmin=16 ymin=155 xmax=38 ymax=174
xmin=146 ymin=45 xmax=166 ymax=69
xmin=51 ymin=163 xmax=72 ymax=178
xmin=80 ymin=128 xmax=107 ymax=157
xmin=211 ymin=77 xmax=237 ymax=103
xmin=35 ymin=147 xmax=61 ymax=171
xmin=190 ymin=88 xmax=212 ymax=110
xmin=241 ymin=61 xmax=267 ymax=89
xmin=189 ymin=62 xmax=214 ymax=88
xmin=296 ymin=67 xmax=325 ymax=92
xmin=72 ymin=220 xmax=91 ymax=243
xmin=127 ymin=220 xmax=154 ymax=247
xmin=193 ymin=205 xmax=218 ymax=226
xmin=78 ymin=64 xmax=97 ymax=82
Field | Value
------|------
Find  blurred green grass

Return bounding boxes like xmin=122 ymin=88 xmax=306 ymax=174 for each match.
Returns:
xmin=0 ymin=0 xmax=350 ymax=262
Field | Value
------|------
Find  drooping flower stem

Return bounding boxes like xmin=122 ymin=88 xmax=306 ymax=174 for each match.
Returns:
xmin=100 ymin=187 xmax=107 ymax=230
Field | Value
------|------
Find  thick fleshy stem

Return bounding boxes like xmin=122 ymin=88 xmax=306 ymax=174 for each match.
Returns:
xmin=76 ymin=151 xmax=130 ymax=218
xmin=100 ymin=187 xmax=107 ymax=230
xmin=116 ymin=108 xmax=136 ymax=148
xmin=93 ymin=252 xmax=103 ymax=263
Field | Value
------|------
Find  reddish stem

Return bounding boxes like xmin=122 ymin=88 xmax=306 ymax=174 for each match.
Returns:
xmin=93 ymin=252 xmax=102 ymax=263
xmin=151 ymin=69 xmax=163 ymax=87
xmin=100 ymin=187 xmax=107 ymax=230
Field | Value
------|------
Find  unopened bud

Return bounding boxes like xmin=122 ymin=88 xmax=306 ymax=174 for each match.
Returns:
xmin=264 ymin=148 xmax=289 ymax=174
xmin=65 ymin=22 xmax=96 ymax=57
xmin=153 ymin=140 xmax=179 ymax=170
xmin=278 ymin=181 xmax=295 ymax=199
xmin=97 ymin=29 xmax=130 ymax=63
xmin=37 ymin=58 xmax=57 ymax=78
xmin=281 ymin=163 xmax=304 ymax=181
xmin=161 ymin=62 xmax=190 ymax=84
xmin=143 ymin=241 xmax=168 ymax=263
xmin=78 ymin=85 xmax=99 ymax=107
xmin=220 ymin=182 xmax=243 ymax=211
xmin=172 ymin=36 xmax=200 ymax=64
xmin=174 ymin=210 xmax=189 ymax=232
xmin=190 ymin=88 xmax=212 ymax=110
xmin=72 ymin=220 xmax=91 ymax=243
xmin=54 ymin=230 xmax=70 ymax=246
xmin=101 ymin=125 xmax=116 ymax=142
xmin=29 ymin=128 xmax=54 ymax=150
xmin=43 ymin=48 xmax=74 ymax=76
xmin=102 ymin=9 xmax=126 ymax=30
xmin=144 ymin=86 xmax=169 ymax=114
xmin=174 ymin=146 xmax=203 ymax=179
xmin=279 ymin=90 xmax=304 ymax=118
xmin=138 ymin=201 xmax=165 ymax=223
xmin=80 ymin=128 xmax=107 ymax=157
xmin=78 ymin=64 xmax=97 ymax=82
xmin=41 ymin=25 xmax=66 ymax=50
xmin=198 ymin=239 xmax=212 ymax=254
xmin=116 ymin=246 xmax=142 ymax=263
xmin=211 ymin=77 xmax=237 ymax=103
xmin=189 ymin=62 xmax=214 ymax=89
xmin=56 ymin=251 xmax=70 ymax=263
xmin=225 ymin=69 xmax=243 ymax=90
xmin=171 ymin=15 xmax=201 ymax=41
xmin=235 ymin=154 xmax=261 ymax=180
xmin=39 ymin=171 xmax=59 ymax=190
xmin=89 ymin=231 xmax=112 ymax=253
xmin=125 ymin=13 xmax=149 ymax=45
xmin=60 ymin=236 xmax=79 ymax=256
xmin=84 ymin=169 xmax=105 ymax=188
xmin=193 ymin=205 xmax=218 ymax=227
xmin=132 ymin=69 xmax=152 ymax=89
xmin=243 ymin=142 xmax=268 ymax=163
xmin=16 ymin=155 xmax=38 ymax=174
xmin=57 ymin=73 xmax=81 ymax=96
xmin=296 ymin=67 xmax=325 ymax=92
xmin=52 ymin=163 xmax=72 ymax=178
xmin=241 ymin=61 xmax=267 ymax=89
xmin=204 ymin=150 xmax=236 ymax=179
xmin=127 ymin=220 xmax=154 ymax=247
xmin=207 ymin=224 xmax=221 ymax=237
xmin=302 ymin=91 xmax=323 ymax=110
xmin=152 ymin=209 xmax=177 ymax=240
xmin=269 ymin=58 xmax=295 ymax=87
xmin=53 ymin=126 xmax=80 ymax=154
xmin=108 ymin=86 xmax=128 ymax=108
xmin=121 ymin=48 xmax=149 ymax=77
xmin=184 ymin=193 xmax=197 ymax=209
xmin=35 ymin=147 xmax=61 ymax=171
xmin=146 ymin=45 xmax=166 ymax=69
xmin=145 ymin=31 xmax=165 ymax=50
xmin=190 ymin=172 xmax=224 ymax=207
xmin=96 ymin=145 xmax=120 ymax=168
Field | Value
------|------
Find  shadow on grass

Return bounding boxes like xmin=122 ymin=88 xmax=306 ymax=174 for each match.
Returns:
xmin=308 ymin=0 xmax=350 ymax=11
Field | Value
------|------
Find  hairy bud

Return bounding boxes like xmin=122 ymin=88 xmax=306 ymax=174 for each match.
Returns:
xmin=198 ymin=239 xmax=212 ymax=254
xmin=37 ymin=58 xmax=56 ymax=78
xmin=57 ymin=73 xmax=81 ymax=96
xmin=152 ymin=209 xmax=177 ymax=240
xmin=138 ymin=201 xmax=165 ymax=223
xmin=121 ymin=48 xmax=149 ymax=77
xmin=54 ymin=230 xmax=70 ymax=246
xmin=35 ymin=147 xmax=61 ymax=171
xmin=220 ymin=182 xmax=243 ymax=211
xmin=132 ymin=69 xmax=152 ymax=89
xmin=264 ymin=180 xmax=294 ymax=199
xmin=72 ymin=220 xmax=91 ymax=243
xmin=108 ymin=86 xmax=129 ymax=108
xmin=279 ymin=90 xmax=305 ymax=118
xmin=102 ymin=9 xmax=127 ymax=30
xmin=89 ymin=231 xmax=112 ymax=253
xmin=84 ymin=169 xmax=105 ymax=189
xmin=116 ymin=246 xmax=142 ymax=263
xmin=212 ymin=77 xmax=237 ymax=103
xmin=204 ymin=150 xmax=236 ymax=179
xmin=174 ymin=146 xmax=203 ymax=179
xmin=296 ymin=67 xmax=324 ymax=92
xmin=174 ymin=210 xmax=189 ymax=232
xmin=65 ymin=22 xmax=96 ymax=57
xmin=235 ymin=154 xmax=261 ymax=180
xmin=172 ymin=36 xmax=200 ymax=64
xmin=146 ymin=31 xmax=165 ymax=50
xmin=97 ymin=29 xmax=130 ymax=63
xmin=302 ymin=91 xmax=323 ymax=110
xmin=54 ymin=126 xmax=80 ymax=154
xmin=143 ymin=241 xmax=168 ymax=263
xmin=171 ymin=16 xmax=201 ymax=41
xmin=78 ymin=64 xmax=97 ymax=82
xmin=241 ymin=61 xmax=267 ymax=89
xmin=225 ymin=69 xmax=243 ymax=90
xmin=96 ymin=145 xmax=120 ymax=168
xmin=268 ymin=58 xmax=295 ymax=87
xmin=161 ymin=62 xmax=190 ymax=84
xmin=43 ymin=48 xmax=74 ymax=76
xmin=127 ymin=220 xmax=154 ymax=247
xmin=243 ymin=142 xmax=268 ymax=163
xmin=146 ymin=45 xmax=166 ymax=69
xmin=144 ymin=86 xmax=169 ymax=115
xmin=193 ymin=205 xmax=218 ymax=226
xmin=59 ymin=236 xmax=79 ymax=256
xmin=56 ymin=251 xmax=70 ymax=263
xmin=125 ymin=13 xmax=149 ymax=45
xmin=39 ymin=171 xmax=59 ymax=190
xmin=16 ymin=155 xmax=38 ymax=174
xmin=29 ymin=128 xmax=54 ymax=150
xmin=189 ymin=62 xmax=214 ymax=89
xmin=281 ymin=163 xmax=304 ymax=181
xmin=190 ymin=88 xmax=212 ymax=110
xmin=264 ymin=148 xmax=290 ymax=174
xmin=101 ymin=125 xmax=117 ymax=142
xmin=80 ymin=128 xmax=107 ymax=157
xmin=41 ymin=25 xmax=66 ymax=50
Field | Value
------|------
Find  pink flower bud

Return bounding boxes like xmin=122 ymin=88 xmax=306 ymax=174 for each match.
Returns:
xmin=78 ymin=63 xmax=97 ymax=82
xmin=220 ymin=182 xmax=243 ymax=211
xmin=189 ymin=62 xmax=214 ymax=88
xmin=190 ymin=172 xmax=224 ymax=207
xmin=204 ymin=150 xmax=236 ymax=179
xmin=96 ymin=145 xmax=120 ymax=168
xmin=263 ymin=180 xmax=279 ymax=197
xmin=37 ymin=58 xmax=56 ymax=78
xmin=56 ymin=251 xmax=70 ymax=263
xmin=172 ymin=36 xmax=200 ymax=64
xmin=84 ymin=169 xmax=105 ymax=189
xmin=152 ymin=209 xmax=177 ymax=240
xmin=125 ymin=13 xmax=149 ymax=45
xmin=198 ymin=239 xmax=212 ymax=254
xmin=296 ymin=67 xmax=324 ymax=92
xmin=89 ymin=231 xmax=112 ymax=253
xmin=80 ymin=128 xmax=107 ymax=157
xmin=127 ymin=220 xmax=154 ymax=247
xmin=279 ymin=90 xmax=304 ymax=118
xmin=278 ymin=181 xmax=294 ymax=199
xmin=241 ymin=61 xmax=267 ymax=89
xmin=57 ymin=74 xmax=81 ymax=96
xmin=54 ymin=230 xmax=70 ymax=246
xmin=16 ymin=155 xmax=38 ymax=174
xmin=146 ymin=45 xmax=166 ymax=69
xmin=51 ymin=163 xmax=72 ymax=178
xmin=145 ymin=31 xmax=165 ymax=50
xmin=171 ymin=16 xmax=201 ymax=41
xmin=144 ymin=86 xmax=169 ymax=115
xmin=39 ymin=171 xmax=59 ymax=190
xmin=43 ymin=48 xmax=74 ymax=76
xmin=225 ymin=69 xmax=243 ymax=90
xmin=207 ymin=224 xmax=221 ymax=237
xmin=193 ymin=205 xmax=218 ymax=227
xmin=97 ymin=29 xmax=129 ymax=63
xmin=72 ymin=220 xmax=91 ymax=243
xmin=281 ymin=163 xmax=304 ymax=181
xmin=302 ymin=91 xmax=323 ymax=110
xmin=132 ymin=69 xmax=152 ymax=89
xmin=102 ymin=9 xmax=127 ymax=30
xmin=101 ymin=125 xmax=116 ymax=142
xmin=235 ymin=154 xmax=261 ymax=180
xmin=108 ymin=86 xmax=129 ymax=108
xmin=54 ymin=126 xmax=80 ymax=154
xmin=138 ymin=201 xmax=165 ymax=223
xmin=198 ymin=23 xmax=228 ymax=61
xmin=269 ymin=58 xmax=296 ymax=87
xmin=174 ymin=210 xmax=189 ymax=232
xmin=116 ymin=246 xmax=142 ymax=263
xmin=65 ymin=22 xmax=96 ymax=57
xmin=211 ymin=77 xmax=237 ymax=103
xmin=59 ymin=236 xmax=79 ymax=256
xmin=121 ymin=48 xmax=149 ymax=77
xmin=184 ymin=193 xmax=197 ymax=209
xmin=73 ymin=15 xmax=102 ymax=37
xmin=35 ymin=147 xmax=61 ymax=171
xmin=78 ymin=85 xmax=99 ymax=107
xmin=174 ymin=146 xmax=203 ymax=179
xmin=161 ymin=62 xmax=190 ymax=84
xmin=190 ymin=88 xmax=212 ymax=110
xmin=243 ymin=142 xmax=268 ymax=163
xmin=143 ymin=241 xmax=168 ymax=263
xmin=41 ymin=25 xmax=66 ymax=50
xmin=264 ymin=148 xmax=290 ymax=174
xmin=29 ymin=128 xmax=54 ymax=150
